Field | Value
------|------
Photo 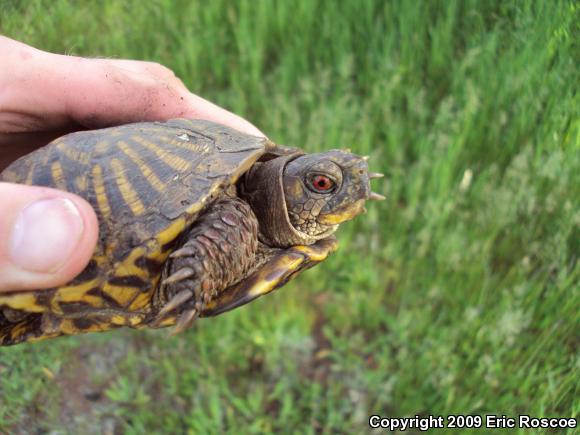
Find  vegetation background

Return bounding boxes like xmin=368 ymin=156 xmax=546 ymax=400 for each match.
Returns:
xmin=0 ymin=0 xmax=578 ymax=433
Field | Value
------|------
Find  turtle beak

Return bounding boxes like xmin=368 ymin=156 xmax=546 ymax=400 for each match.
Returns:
xmin=318 ymin=199 xmax=367 ymax=225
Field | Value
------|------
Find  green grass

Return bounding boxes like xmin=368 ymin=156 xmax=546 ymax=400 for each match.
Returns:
xmin=1 ymin=0 xmax=578 ymax=433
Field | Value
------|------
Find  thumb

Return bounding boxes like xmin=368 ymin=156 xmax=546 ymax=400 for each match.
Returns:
xmin=0 ymin=182 xmax=98 ymax=292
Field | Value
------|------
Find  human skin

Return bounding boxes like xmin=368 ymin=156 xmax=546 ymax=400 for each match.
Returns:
xmin=0 ymin=36 xmax=264 ymax=292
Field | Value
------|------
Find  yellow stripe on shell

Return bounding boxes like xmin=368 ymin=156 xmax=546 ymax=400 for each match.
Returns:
xmin=101 ymin=283 xmax=142 ymax=308
xmin=56 ymin=140 xmax=91 ymax=165
xmin=94 ymin=140 xmax=110 ymax=154
xmin=156 ymin=135 xmax=211 ymax=153
xmin=127 ymin=291 xmax=155 ymax=312
xmin=50 ymin=161 xmax=66 ymax=190
xmin=52 ymin=279 xmax=102 ymax=311
xmin=111 ymin=314 xmax=134 ymax=325
xmin=155 ymin=216 xmax=186 ymax=247
xmin=11 ymin=322 xmax=43 ymax=342
xmin=114 ymin=246 xmax=149 ymax=278
xmin=92 ymin=165 xmax=111 ymax=219
xmin=111 ymin=158 xmax=146 ymax=216
xmin=74 ymin=176 xmax=88 ymax=192
xmin=118 ymin=141 xmax=166 ymax=194
xmin=131 ymin=136 xmax=192 ymax=172
xmin=24 ymin=163 xmax=35 ymax=184
xmin=0 ymin=293 xmax=45 ymax=312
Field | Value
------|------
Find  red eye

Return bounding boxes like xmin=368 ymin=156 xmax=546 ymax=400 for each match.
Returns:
xmin=310 ymin=174 xmax=335 ymax=192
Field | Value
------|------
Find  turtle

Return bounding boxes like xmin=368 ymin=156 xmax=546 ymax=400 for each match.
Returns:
xmin=0 ymin=119 xmax=384 ymax=346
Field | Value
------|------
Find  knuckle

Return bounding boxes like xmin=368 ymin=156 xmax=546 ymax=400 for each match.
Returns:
xmin=146 ymin=62 xmax=176 ymax=79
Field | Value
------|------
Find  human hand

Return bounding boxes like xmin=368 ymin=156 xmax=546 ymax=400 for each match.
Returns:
xmin=0 ymin=36 xmax=264 ymax=292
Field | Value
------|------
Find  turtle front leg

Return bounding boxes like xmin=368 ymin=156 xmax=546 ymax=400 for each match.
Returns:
xmin=202 ymin=236 xmax=338 ymax=317
xmin=150 ymin=197 xmax=260 ymax=332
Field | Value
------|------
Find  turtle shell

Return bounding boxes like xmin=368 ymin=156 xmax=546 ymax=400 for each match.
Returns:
xmin=0 ymin=119 xmax=287 ymax=339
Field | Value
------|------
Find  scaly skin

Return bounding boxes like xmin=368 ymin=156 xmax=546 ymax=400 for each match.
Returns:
xmin=151 ymin=197 xmax=265 ymax=331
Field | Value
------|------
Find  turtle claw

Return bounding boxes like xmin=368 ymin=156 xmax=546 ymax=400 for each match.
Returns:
xmin=157 ymin=289 xmax=193 ymax=317
xmin=169 ymin=246 xmax=196 ymax=258
xmin=162 ymin=267 xmax=195 ymax=285
xmin=171 ymin=307 xmax=200 ymax=335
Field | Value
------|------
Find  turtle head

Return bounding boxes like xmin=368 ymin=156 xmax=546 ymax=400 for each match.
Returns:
xmin=282 ymin=150 xmax=381 ymax=240
xmin=241 ymin=149 xmax=383 ymax=247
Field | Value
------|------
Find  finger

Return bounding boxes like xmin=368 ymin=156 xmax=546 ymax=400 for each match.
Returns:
xmin=180 ymin=92 xmax=266 ymax=138
xmin=0 ymin=37 xmax=265 ymax=156
xmin=0 ymin=182 xmax=98 ymax=292
xmin=63 ymin=58 xmax=266 ymax=137
xmin=102 ymin=60 xmax=265 ymax=137
xmin=103 ymin=59 xmax=178 ymax=81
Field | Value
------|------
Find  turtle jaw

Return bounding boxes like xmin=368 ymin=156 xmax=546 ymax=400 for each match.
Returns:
xmin=312 ymin=224 xmax=339 ymax=239
xmin=292 ymin=223 xmax=338 ymax=243
xmin=318 ymin=199 xmax=367 ymax=225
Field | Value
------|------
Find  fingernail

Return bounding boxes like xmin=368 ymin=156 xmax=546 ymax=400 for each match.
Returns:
xmin=9 ymin=198 xmax=84 ymax=273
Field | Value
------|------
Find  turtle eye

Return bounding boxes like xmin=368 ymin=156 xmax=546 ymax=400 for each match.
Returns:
xmin=308 ymin=174 xmax=336 ymax=193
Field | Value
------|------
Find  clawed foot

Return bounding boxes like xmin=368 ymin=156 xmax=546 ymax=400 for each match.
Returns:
xmin=151 ymin=234 xmax=338 ymax=335
xmin=150 ymin=198 xmax=258 ymax=334
xmin=151 ymin=277 xmax=213 ymax=334
xmin=152 ymin=289 xmax=200 ymax=334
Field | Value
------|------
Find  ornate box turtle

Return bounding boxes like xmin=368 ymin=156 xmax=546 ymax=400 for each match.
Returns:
xmin=0 ymin=119 xmax=383 ymax=345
